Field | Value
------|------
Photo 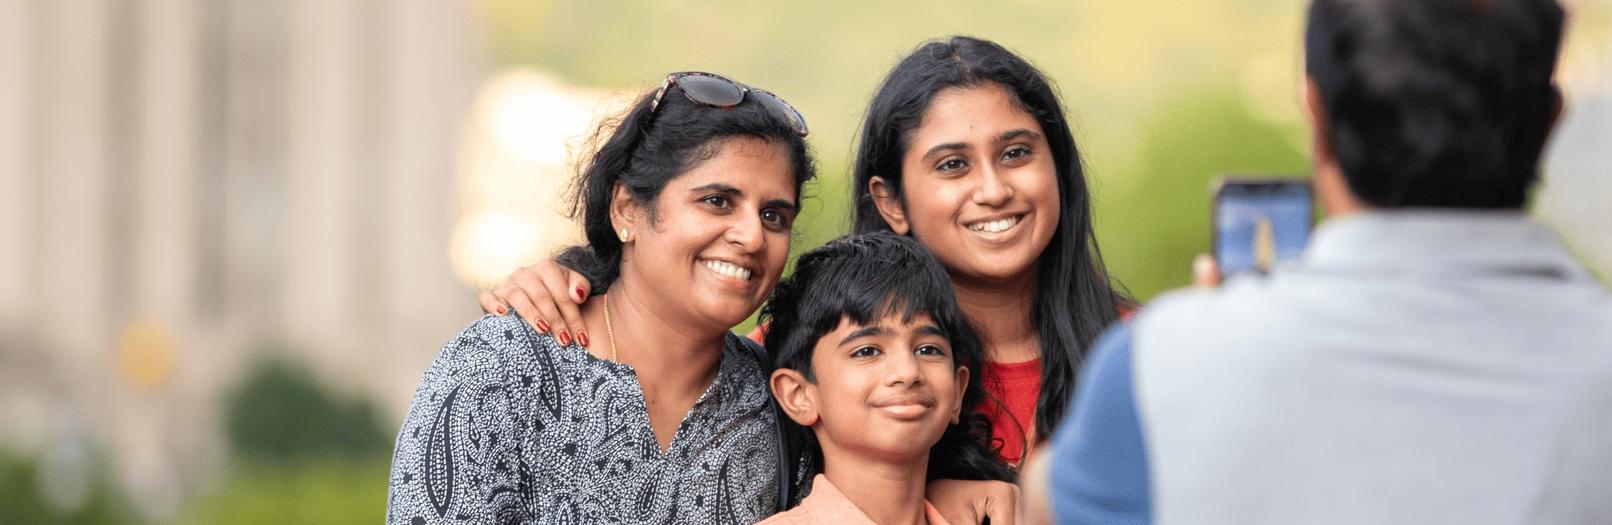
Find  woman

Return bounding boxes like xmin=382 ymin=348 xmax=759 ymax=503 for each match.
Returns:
xmin=388 ymin=71 xmax=814 ymax=523
xmin=849 ymin=36 xmax=1132 ymax=466
xmin=483 ymin=37 xmax=1131 ymax=470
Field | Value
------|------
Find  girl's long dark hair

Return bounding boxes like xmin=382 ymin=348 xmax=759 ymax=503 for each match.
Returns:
xmin=558 ymin=77 xmax=816 ymax=291
xmin=850 ymin=36 xmax=1132 ymax=444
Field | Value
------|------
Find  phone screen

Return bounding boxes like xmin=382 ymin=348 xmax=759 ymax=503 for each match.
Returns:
xmin=1214 ymin=179 xmax=1313 ymax=275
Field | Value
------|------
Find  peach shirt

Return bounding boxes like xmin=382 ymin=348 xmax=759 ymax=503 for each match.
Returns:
xmin=757 ymin=474 xmax=950 ymax=525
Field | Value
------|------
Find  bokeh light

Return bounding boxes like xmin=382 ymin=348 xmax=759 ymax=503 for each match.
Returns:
xmin=450 ymin=70 xmax=631 ymax=290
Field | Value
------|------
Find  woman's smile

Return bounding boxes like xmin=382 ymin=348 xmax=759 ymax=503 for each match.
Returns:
xmin=961 ymin=211 xmax=1031 ymax=242
xmin=698 ymin=258 xmax=754 ymax=282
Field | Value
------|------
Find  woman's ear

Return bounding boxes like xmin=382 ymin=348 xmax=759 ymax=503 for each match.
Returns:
xmin=609 ymin=182 xmax=640 ymax=242
xmin=770 ymin=369 xmax=820 ymax=427
xmin=868 ymin=176 xmax=911 ymax=235
xmin=950 ymin=366 xmax=969 ymax=425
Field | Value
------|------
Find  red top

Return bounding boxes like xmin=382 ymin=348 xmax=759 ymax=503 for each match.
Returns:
xmin=979 ymin=358 xmax=1043 ymax=467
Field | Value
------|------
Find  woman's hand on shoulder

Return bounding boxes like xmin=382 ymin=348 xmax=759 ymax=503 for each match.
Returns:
xmin=927 ymin=478 xmax=1022 ymax=525
xmin=478 ymin=259 xmax=593 ymax=346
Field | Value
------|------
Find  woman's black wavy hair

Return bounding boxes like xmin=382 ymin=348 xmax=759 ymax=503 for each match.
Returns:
xmin=761 ymin=231 xmax=1017 ymax=484
xmin=850 ymin=36 xmax=1132 ymax=446
xmin=557 ymin=75 xmax=816 ymax=291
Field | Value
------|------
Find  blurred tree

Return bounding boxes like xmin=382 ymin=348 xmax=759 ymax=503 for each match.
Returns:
xmin=1093 ymin=90 xmax=1308 ymax=301
xmin=0 ymin=450 xmax=132 ymax=525
xmin=223 ymin=354 xmax=392 ymax=464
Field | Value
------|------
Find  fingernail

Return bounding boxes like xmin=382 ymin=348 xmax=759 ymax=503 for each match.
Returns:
xmin=577 ymin=331 xmax=589 ymax=347
xmin=558 ymin=330 xmax=571 ymax=346
xmin=575 ymin=287 xmax=586 ymax=302
xmin=496 ymin=306 xmax=506 ymax=315
xmin=535 ymin=319 xmax=550 ymax=333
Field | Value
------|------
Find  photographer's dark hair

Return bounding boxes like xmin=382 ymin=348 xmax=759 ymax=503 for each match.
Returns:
xmin=850 ymin=35 xmax=1132 ymax=445
xmin=762 ymin=232 xmax=1016 ymax=484
xmin=1305 ymin=0 xmax=1563 ymax=208
xmin=557 ymin=76 xmax=816 ymax=291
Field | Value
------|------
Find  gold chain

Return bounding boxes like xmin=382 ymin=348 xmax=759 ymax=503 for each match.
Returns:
xmin=604 ymin=294 xmax=619 ymax=362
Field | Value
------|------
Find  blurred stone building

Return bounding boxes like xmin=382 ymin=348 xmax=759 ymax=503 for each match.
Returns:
xmin=0 ymin=0 xmax=482 ymax=518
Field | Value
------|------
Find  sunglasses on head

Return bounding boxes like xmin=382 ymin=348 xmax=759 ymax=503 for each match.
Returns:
xmin=649 ymin=71 xmax=809 ymax=137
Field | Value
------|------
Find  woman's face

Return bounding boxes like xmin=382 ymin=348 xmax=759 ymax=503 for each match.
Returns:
xmin=621 ymin=136 xmax=798 ymax=331
xmin=874 ymin=83 xmax=1061 ymax=287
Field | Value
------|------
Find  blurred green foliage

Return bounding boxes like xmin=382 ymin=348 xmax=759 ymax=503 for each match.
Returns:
xmin=179 ymin=459 xmax=389 ymax=525
xmin=223 ymin=356 xmax=392 ymax=463
xmin=1093 ymin=90 xmax=1309 ymax=300
xmin=0 ymin=449 xmax=131 ymax=525
xmin=170 ymin=355 xmax=394 ymax=522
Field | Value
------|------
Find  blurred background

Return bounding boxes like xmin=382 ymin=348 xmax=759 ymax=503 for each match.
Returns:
xmin=0 ymin=0 xmax=1607 ymax=522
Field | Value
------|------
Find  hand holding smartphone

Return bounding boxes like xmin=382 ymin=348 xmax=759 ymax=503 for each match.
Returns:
xmin=1212 ymin=176 xmax=1314 ymax=276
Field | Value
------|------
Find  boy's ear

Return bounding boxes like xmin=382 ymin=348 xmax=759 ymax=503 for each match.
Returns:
xmin=950 ymin=366 xmax=969 ymax=425
xmin=770 ymin=369 xmax=820 ymax=427
xmin=868 ymin=176 xmax=911 ymax=235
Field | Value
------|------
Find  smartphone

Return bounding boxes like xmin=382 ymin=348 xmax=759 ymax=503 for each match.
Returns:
xmin=1212 ymin=176 xmax=1314 ymax=276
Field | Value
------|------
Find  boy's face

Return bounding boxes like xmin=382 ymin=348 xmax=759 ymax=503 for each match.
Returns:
xmin=771 ymin=312 xmax=969 ymax=464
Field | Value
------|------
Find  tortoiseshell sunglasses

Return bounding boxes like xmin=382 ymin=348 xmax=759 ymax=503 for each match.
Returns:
xmin=649 ymin=71 xmax=809 ymax=136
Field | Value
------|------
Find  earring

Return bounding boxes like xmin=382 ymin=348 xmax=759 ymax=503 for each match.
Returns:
xmin=618 ymin=227 xmax=630 ymax=243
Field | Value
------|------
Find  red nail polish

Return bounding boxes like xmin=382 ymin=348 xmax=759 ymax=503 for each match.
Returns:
xmin=495 ymin=306 xmax=506 ymax=315
xmin=558 ymin=330 xmax=571 ymax=346
xmin=575 ymin=287 xmax=586 ymax=302
xmin=535 ymin=319 xmax=550 ymax=332
xmin=577 ymin=331 xmax=590 ymax=347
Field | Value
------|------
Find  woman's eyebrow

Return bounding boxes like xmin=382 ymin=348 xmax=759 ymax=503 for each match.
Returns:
xmin=921 ymin=142 xmax=968 ymax=162
xmin=691 ymin=183 xmax=797 ymax=212
xmin=764 ymin=198 xmax=799 ymax=213
xmin=690 ymin=182 xmax=740 ymax=195
xmin=996 ymin=128 xmax=1042 ymax=144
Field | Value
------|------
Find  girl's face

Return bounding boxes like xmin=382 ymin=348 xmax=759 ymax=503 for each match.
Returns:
xmin=872 ymin=83 xmax=1061 ymax=287
xmin=619 ymin=136 xmax=798 ymax=331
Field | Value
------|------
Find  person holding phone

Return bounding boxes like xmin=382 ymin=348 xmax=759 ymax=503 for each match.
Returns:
xmin=1027 ymin=0 xmax=1612 ymax=523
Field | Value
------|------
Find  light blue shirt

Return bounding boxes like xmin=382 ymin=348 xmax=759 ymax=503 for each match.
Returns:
xmin=1048 ymin=211 xmax=1612 ymax=525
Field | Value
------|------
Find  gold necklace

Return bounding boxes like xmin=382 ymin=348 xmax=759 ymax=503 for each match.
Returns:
xmin=604 ymin=294 xmax=619 ymax=362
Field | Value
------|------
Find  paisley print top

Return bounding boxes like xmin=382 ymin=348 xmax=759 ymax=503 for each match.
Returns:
xmin=386 ymin=314 xmax=784 ymax=524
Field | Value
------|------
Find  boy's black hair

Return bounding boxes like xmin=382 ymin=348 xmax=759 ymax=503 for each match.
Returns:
xmin=762 ymin=231 xmax=1016 ymax=484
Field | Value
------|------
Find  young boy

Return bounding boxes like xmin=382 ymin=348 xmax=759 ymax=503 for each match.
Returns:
xmin=758 ymin=232 xmax=1015 ymax=525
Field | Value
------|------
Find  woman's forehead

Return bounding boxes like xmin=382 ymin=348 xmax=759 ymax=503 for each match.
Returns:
xmin=668 ymin=136 xmax=798 ymax=200
xmin=909 ymin=84 xmax=1043 ymax=151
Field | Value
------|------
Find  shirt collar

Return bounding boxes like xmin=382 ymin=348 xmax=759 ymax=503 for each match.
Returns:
xmin=793 ymin=474 xmax=950 ymax=525
xmin=1298 ymin=209 xmax=1592 ymax=281
xmin=704 ymin=333 xmax=769 ymax=411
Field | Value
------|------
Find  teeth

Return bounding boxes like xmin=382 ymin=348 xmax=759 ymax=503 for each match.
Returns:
xmin=968 ymin=216 xmax=1020 ymax=234
xmin=701 ymin=260 xmax=752 ymax=281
